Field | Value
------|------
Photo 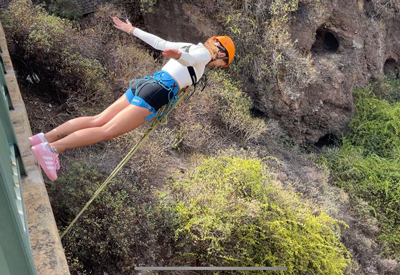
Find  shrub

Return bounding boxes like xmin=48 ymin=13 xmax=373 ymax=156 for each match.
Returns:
xmin=210 ymin=71 xmax=268 ymax=143
xmin=191 ymin=0 xmax=317 ymax=94
xmin=111 ymin=44 xmax=159 ymax=89
xmin=163 ymin=70 xmax=267 ymax=152
xmin=347 ymin=87 xmax=400 ymax=159
xmin=322 ymin=146 xmax=400 ymax=258
xmin=49 ymin=162 xmax=173 ymax=274
xmin=43 ymin=0 xmax=81 ymax=20
xmin=160 ymin=155 xmax=353 ymax=274
xmin=1 ymin=0 xmax=110 ymax=106
xmin=168 ymin=86 xmax=219 ymax=152
xmin=372 ymin=72 xmax=400 ymax=103
xmin=320 ymin=82 xmax=400 ymax=258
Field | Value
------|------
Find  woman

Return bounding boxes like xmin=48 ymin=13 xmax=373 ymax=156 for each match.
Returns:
xmin=30 ymin=17 xmax=235 ymax=181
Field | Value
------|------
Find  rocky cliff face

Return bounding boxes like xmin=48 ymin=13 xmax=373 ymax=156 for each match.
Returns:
xmin=141 ymin=0 xmax=219 ymax=44
xmin=285 ymin=0 xmax=400 ymax=144
xmin=141 ymin=0 xmax=400 ymax=144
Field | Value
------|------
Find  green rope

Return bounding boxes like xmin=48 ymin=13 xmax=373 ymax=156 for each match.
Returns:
xmin=60 ymin=88 xmax=188 ymax=240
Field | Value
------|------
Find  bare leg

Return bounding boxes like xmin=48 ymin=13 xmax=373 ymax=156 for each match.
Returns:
xmin=44 ymin=94 xmax=130 ymax=142
xmin=50 ymin=104 xmax=152 ymax=153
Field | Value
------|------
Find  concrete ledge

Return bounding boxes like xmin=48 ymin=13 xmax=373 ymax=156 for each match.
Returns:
xmin=1 ymin=21 xmax=70 ymax=275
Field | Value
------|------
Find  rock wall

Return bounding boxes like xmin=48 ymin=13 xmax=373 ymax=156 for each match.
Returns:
xmin=140 ymin=0 xmax=400 ymax=144
xmin=247 ymin=0 xmax=399 ymax=144
xmin=141 ymin=0 xmax=219 ymax=44
xmin=278 ymin=0 xmax=400 ymax=144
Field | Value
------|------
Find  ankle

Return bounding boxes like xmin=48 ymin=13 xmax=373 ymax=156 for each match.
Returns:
xmin=46 ymin=143 xmax=59 ymax=154
xmin=37 ymin=132 xmax=48 ymax=143
xmin=42 ymin=133 xmax=50 ymax=143
xmin=50 ymin=146 xmax=59 ymax=154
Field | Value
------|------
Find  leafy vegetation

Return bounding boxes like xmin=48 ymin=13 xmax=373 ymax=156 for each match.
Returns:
xmin=192 ymin=0 xmax=317 ymax=96
xmin=49 ymin=162 xmax=173 ymax=274
xmin=1 ymin=0 xmax=110 ymax=107
xmin=210 ymin=71 xmax=268 ymax=143
xmin=320 ymin=78 xmax=400 ymax=258
xmin=160 ymin=155 xmax=353 ymax=274
xmin=40 ymin=0 xmax=81 ymax=20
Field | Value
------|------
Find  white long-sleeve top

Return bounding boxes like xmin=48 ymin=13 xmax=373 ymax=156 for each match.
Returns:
xmin=133 ymin=28 xmax=211 ymax=89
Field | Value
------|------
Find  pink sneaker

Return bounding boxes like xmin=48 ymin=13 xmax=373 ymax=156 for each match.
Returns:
xmin=29 ymin=133 xmax=47 ymax=147
xmin=31 ymin=143 xmax=60 ymax=181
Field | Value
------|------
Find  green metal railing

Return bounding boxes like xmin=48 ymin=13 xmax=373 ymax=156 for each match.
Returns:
xmin=0 ymin=44 xmax=37 ymax=275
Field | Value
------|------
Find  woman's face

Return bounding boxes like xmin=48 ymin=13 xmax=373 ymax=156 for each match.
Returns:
xmin=207 ymin=58 xmax=228 ymax=68
xmin=204 ymin=38 xmax=229 ymax=67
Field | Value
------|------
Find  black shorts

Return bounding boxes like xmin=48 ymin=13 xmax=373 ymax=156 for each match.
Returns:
xmin=129 ymin=79 xmax=171 ymax=111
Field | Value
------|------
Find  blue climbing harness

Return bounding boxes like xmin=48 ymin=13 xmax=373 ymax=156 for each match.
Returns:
xmin=129 ymin=70 xmax=180 ymax=121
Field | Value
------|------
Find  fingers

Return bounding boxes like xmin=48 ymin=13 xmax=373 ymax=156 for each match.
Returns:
xmin=112 ymin=16 xmax=122 ymax=29
xmin=111 ymin=16 xmax=127 ymax=26
xmin=111 ymin=16 xmax=131 ymax=32
xmin=112 ymin=16 xmax=122 ymax=24
xmin=162 ymin=49 xmax=172 ymax=57
xmin=111 ymin=16 xmax=135 ymax=34
xmin=162 ymin=49 xmax=181 ymax=59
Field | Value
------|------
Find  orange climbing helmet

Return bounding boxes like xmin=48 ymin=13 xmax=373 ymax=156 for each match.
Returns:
xmin=213 ymin=36 xmax=235 ymax=67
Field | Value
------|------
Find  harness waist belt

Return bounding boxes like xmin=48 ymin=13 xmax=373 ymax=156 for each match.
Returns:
xmin=152 ymin=70 xmax=179 ymax=97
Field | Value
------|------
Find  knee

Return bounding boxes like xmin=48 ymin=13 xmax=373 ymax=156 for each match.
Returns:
xmin=101 ymin=127 xmax=118 ymax=141
xmin=91 ymin=114 xmax=109 ymax=127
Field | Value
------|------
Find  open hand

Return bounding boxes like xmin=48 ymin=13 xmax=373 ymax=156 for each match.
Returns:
xmin=162 ymin=49 xmax=182 ymax=59
xmin=112 ymin=16 xmax=135 ymax=34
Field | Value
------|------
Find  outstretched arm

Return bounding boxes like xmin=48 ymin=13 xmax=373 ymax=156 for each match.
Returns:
xmin=112 ymin=16 xmax=135 ymax=35
xmin=113 ymin=17 xmax=190 ymax=50
xmin=112 ymin=17 xmax=210 ymax=66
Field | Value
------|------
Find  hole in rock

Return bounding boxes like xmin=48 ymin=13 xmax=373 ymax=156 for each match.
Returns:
xmin=311 ymin=27 xmax=339 ymax=54
xmin=250 ymin=107 xmax=265 ymax=118
xmin=315 ymin=133 xmax=339 ymax=148
xmin=383 ymin=58 xmax=399 ymax=78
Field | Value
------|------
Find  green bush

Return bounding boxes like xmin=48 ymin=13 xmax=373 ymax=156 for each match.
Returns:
xmin=44 ymin=0 xmax=81 ymax=20
xmin=210 ymin=71 xmax=267 ymax=143
xmin=347 ymin=87 xmax=400 ymax=158
xmin=192 ymin=0 xmax=317 ymax=93
xmin=49 ymin=162 xmax=173 ymax=274
xmin=1 ymin=0 xmax=109 ymax=105
xmin=160 ymin=155 xmax=353 ymax=274
xmin=320 ymin=82 xmax=400 ymax=257
xmin=373 ymin=73 xmax=400 ymax=103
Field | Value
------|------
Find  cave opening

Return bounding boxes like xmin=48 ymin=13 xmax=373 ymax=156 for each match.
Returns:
xmin=314 ymin=133 xmax=340 ymax=149
xmin=323 ymin=32 xmax=339 ymax=52
xmin=383 ymin=58 xmax=399 ymax=78
xmin=250 ymin=107 xmax=265 ymax=118
xmin=311 ymin=27 xmax=339 ymax=54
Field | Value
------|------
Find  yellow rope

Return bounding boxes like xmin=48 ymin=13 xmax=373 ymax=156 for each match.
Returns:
xmin=60 ymin=88 xmax=188 ymax=239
